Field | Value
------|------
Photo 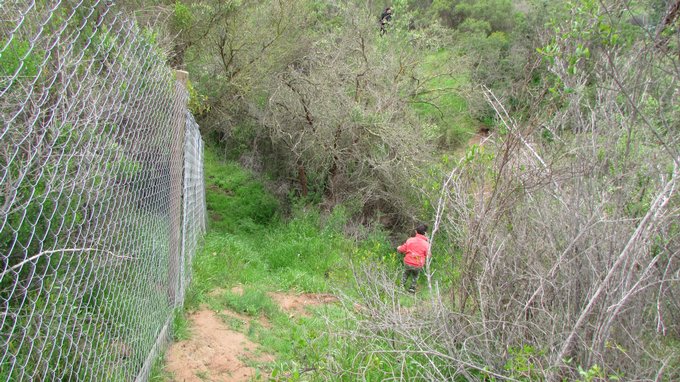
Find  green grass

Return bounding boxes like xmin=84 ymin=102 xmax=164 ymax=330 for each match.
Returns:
xmin=203 ymin=149 xmax=279 ymax=233
xmin=148 ymin=351 xmax=174 ymax=382
xmin=189 ymin=149 xmax=355 ymax=301
xmin=171 ymin=308 xmax=191 ymax=341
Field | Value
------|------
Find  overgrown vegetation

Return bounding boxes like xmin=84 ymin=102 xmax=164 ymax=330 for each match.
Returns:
xmin=132 ymin=0 xmax=679 ymax=380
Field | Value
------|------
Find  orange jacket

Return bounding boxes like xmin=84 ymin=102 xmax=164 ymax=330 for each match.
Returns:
xmin=397 ymin=233 xmax=430 ymax=268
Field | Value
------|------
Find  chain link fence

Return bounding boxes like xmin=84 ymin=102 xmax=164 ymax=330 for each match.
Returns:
xmin=1 ymin=1 xmax=205 ymax=380
xmin=179 ymin=113 xmax=205 ymax=306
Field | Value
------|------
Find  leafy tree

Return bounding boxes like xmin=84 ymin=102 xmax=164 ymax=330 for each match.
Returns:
xmin=260 ymin=3 xmax=434 ymax=223
xmin=431 ymin=0 xmax=514 ymax=32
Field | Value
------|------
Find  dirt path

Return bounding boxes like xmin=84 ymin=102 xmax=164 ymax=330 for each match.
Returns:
xmin=164 ymin=309 xmax=270 ymax=382
xmin=164 ymin=291 xmax=337 ymax=381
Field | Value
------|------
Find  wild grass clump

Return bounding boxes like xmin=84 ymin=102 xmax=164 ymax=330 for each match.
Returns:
xmin=219 ymin=287 xmax=279 ymax=318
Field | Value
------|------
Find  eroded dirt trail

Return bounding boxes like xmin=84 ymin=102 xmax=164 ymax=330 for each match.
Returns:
xmin=164 ymin=291 xmax=337 ymax=381
xmin=164 ymin=309 xmax=271 ymax=382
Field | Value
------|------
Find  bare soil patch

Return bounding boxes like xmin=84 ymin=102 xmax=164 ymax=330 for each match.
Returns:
xmin=164 ymin=291 xmax=338 ymax=381
xmin=164 ymin=310 xmax=272 ymax=382
xmin=268 ymin=292 xmax=338 ymax=318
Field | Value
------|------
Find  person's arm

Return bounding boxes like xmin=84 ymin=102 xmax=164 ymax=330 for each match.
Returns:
xmin=397 ymin=241 xmax=408 ymax=254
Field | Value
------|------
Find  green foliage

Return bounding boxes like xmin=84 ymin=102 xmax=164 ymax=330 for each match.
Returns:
xmin=192 ymin=232 xmax=264 ymax=292
xmin=305 ymin=1 xmax=344 ymax=30
xmin=458 ymin=26 xmax=511 ymax=90
xmin=262 ymin=208 xmax=342 ymax=271
xmin=0 ymin=39 xmax=41 ymax=85
xmin=419 ymin=0 xmax=520 ymax=115
xmin=536 ymin=0 xmax=648 ymax=102
xmin=1 ymin=6 xmax=188 ymax=380
xmin=504 ymin=345 xmax=543 ymax=380
xmin=577 ymin=363 xmax=622 ymax=382
xmin=266 ymin=304 xmax=354 ymax=380
xmin=193 ymin=212 xmax=349 ymax=296
xmin=211 ymin=121 xmax=260 ymax=161
xmin=456 ymin=0 xmax=513 ymax=32
xmin=178 ymin=148 xmax=377 ymax=379
xmin=172 ymin=1 xmax=193 ymax=31
xmin=186 ymin=79 xmax=210 ymax=116
xmin=2 ymin=249 xmax=172 ymax=381
xmin=431 ymin=0 xmax=514 ymax=33
xmin=157 ymin=1 xmax=679 ymax=380
xmin=458 ymin=18 xmax=492 ymax=34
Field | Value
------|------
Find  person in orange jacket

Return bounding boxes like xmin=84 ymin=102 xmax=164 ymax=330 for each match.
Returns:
xmin=397 ymin=223 xmax=430 ymax=293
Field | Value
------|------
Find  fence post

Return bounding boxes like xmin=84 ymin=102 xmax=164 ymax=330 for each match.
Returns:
xmin=169 ymin=70 xmax=188 ymax=306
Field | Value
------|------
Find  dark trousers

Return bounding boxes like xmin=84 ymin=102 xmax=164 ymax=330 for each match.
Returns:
xmin=402 ymin=264 xmax=421 ymax=290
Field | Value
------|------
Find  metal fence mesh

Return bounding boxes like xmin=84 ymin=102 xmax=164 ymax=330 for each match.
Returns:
xmin=1 ymin=1 xmax=205 ymax=380
xmin=180 ymin=114 xmax=205 ymax=305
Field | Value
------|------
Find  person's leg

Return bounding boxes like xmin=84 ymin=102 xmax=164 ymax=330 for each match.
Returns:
xmin=408 ymin=268 xmax=420 ymax=292
xmin=403 ymin=265 xmax=415 ymax=289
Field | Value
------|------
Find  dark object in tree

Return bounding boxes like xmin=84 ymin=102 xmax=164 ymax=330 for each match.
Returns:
xmin=380 ymin=7 xmax=393 ymax=36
